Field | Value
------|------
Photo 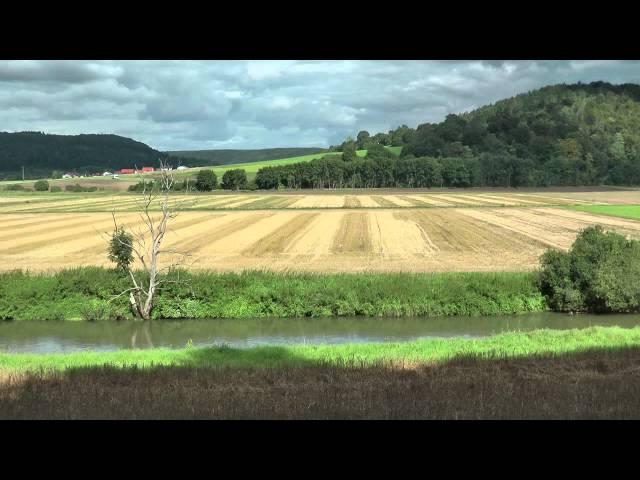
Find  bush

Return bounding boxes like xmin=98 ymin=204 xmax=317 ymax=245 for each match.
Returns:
xmin=50 ymin=186 xmax=62 ymax=193
xmin=128 ymin=181 xmax=154 ymax=192
xmin=5 ymin=184 xmax=26 ymax=191
xmin=195 ymin=170 xmax=217 ymax=191
xmin=221 ymin=169 xmax=247 ymax=190
xmin=65 ymin=184 xmax=98 ymax=192
xmin=34 ymin=180 xmax=50 ymax=191
xmin=79 ymin=301 xmax=109 ymax=321
xmin=108 ymin=227 xmax=134 ymax=272
xmin=539 ymin=226 xmax=640 ymax=313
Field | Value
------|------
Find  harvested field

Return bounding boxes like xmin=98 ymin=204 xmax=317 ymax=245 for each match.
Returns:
xmin=541 ymin=190 xmax=640 ymax=204
xmin=370 ymin=196 xmax=400 ymax=208
xmin=4 ymin=205 xmax=640 ymax=273
xmin=331 ymin=212 xmax=373 ymax=254
xmin=3 ymin=189 xmax=631 ymax=213
xmin=243 ymin=213 xmax=320 ymax=255
xmin=354 ymin=196 xmax=382 ymax=207
xmin=344 ymin=196 xmax=361 ymax=208
xmin=289 ymin=195 xmax=346 ymax=208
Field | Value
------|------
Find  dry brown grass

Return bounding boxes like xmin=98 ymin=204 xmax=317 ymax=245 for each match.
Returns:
xmin=3 ymin=349 xmax=640 ymax=419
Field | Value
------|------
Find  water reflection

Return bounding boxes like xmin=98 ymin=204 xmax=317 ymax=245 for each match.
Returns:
xmin=131 ymin=322 xmax=155 ymax=349
xmin=1 ymin=312 xmax=640 ymax=354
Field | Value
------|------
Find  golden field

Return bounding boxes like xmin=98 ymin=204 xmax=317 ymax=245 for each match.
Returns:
xmin=2 ymin=189 xmax=638 ymax=214
xmin=2 ymin=188 xmax=640 ymax=273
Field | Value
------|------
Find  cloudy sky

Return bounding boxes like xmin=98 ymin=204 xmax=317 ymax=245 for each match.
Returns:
xmin=1 ymin=60 xmax=639 ymax=151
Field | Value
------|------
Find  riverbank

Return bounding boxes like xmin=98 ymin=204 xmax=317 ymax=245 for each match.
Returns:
xmin=2 ymin=328 xmax=640 ymax=419
xmin=0 ymin=268 xmax=545 ymax=321
xmin=2 ymin=326 xmax=639 ymax=372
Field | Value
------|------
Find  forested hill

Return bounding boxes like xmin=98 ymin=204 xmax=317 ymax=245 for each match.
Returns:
xmin=325 ymin=81 xmax=640 ymax=187
xmin=166 ymin=148 xmax=327 ymax=166
xmin=0 ymin=132 xmax=167 ymax=180
xmin=0 ymin=132 xmax=328 ymax=180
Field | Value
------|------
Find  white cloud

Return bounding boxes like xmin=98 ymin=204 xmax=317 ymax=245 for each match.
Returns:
xmin=1 ymin=60 xmax=640 ymax=151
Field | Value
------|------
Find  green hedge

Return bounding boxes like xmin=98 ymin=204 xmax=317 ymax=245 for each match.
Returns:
xmin=0 ymin=268 xmax=545 ymax=321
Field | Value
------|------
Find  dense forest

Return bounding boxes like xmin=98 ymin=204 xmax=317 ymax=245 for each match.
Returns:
xmin=166 ymin=148 xmax=327 ymax=166
xmin=257 ymin=82 xmax=640 ymax=189
xmin=0 ymin=132 xmax=168 ymax=179
xmin=0 ymin=132 xmax=327 ymax=181
xmin=0 ymin=132 xmax=175 ymax=180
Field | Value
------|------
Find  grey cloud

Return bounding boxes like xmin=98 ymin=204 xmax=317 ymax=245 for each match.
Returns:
xmin=2 ymin=60 xmax=640 ymax=151
xmin=0 ymin=60 xmax=120 ymax=84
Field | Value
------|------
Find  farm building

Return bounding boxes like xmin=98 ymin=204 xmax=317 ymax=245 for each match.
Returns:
xmin=120 ymin=169 xmax=135 ymax=174
xmin=102 ymin=172 xmax=112 ymax=176
xmin=140 ymin=167 xmax=154 ymax=173
xmin=177 ymin=166 xmax=188 ymax=171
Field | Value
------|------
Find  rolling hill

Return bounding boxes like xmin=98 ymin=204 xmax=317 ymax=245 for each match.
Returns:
xmin=166 ymin=148 xmax=328 ymax=166
xmin=0 ymin=133 xmax=329 ymax=181
xmin=326 ymin=82 xmax=640 ymax=187
xmin=0 ymin=132 xmax=168 ymax=180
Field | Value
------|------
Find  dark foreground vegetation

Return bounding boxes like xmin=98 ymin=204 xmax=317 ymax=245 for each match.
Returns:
xmin=257 ymin=82 xmax=640 ymax=189
xmin=0 ymin=269 xmax=544 ymax=321
xmin=3 ymin=346 xmax=640 ymax=419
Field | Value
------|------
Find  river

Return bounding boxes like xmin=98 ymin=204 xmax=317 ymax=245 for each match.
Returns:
xmin=1 ymin=312 xmax=640 ymax=354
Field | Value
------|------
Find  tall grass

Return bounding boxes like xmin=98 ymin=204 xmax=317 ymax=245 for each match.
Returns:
xmin=0 ymin=268 xmax=545 ymax=321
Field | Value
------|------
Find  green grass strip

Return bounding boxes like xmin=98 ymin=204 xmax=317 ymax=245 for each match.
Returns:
xmin=1 ymin=326 xmax=639 ymax=372
xmin=567 ymin=204 xmax=640 ymax=221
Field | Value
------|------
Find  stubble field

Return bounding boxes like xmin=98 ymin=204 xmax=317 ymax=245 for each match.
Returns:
xmin=2 ymin=189 xmax=640 ymax=273
xmin=0 ymin=189 xmax=627 ymax=213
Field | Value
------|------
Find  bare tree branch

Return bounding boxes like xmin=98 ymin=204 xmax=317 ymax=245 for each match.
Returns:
xmin=109 ymin=159 xmax=194 ymax=321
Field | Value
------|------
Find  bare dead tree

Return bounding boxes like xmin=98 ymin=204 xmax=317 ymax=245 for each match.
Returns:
xmin=109 ymin=160 xmax=196 ymax=321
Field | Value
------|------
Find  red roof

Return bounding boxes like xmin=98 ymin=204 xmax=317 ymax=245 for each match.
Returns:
xmin=120 ymin=169 xmax=135 ymax=174
xmin=141 ymin=167 xmax=154 ymax=172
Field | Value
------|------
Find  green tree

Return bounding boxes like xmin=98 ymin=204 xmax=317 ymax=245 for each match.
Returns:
xmin=222 ymin=169 xmax=248 ymax=190
xmin=356 ymin=130 xmax=371 ymax=149
xmin=342 ymin=142 xmax=357 ymax=162
xmin=33 ymin=180 xmax=49 ymax=191
xmin=610 ymin=132 xmax=626 ymax=161
xmin=195 ymin=170 xmax=217 ymax=191
xmin=539 ymin=226 xmax=640 ymax=313
xmin=365 ymin=144 xmax=395 ymax=160
xmin=108 ymin=227 xmax=134 ymax=273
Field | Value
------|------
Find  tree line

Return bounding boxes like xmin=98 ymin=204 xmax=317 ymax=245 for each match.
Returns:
xmin=256 ymin=153 xmax=482 ymax=189
xmin=128 ymin=168 xmax=248 ymax=192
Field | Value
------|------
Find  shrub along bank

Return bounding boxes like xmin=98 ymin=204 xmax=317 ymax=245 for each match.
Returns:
xmin=0 ymin=269 xmax=545 ymax=321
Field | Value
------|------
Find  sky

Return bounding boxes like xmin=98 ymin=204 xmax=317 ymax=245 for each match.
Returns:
xmin=1 ymin=60 xmax=640 ymax=152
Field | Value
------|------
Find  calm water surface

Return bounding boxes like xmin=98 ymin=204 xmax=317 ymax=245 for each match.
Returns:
xmin=1 ymin=312 xmax=640 ymax=354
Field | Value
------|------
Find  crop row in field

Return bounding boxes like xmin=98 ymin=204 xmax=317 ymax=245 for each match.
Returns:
xmin=0 ymin=191 xmax=613 ymax=213
xmin=3 ymin=207 xmax=640 ymax=273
